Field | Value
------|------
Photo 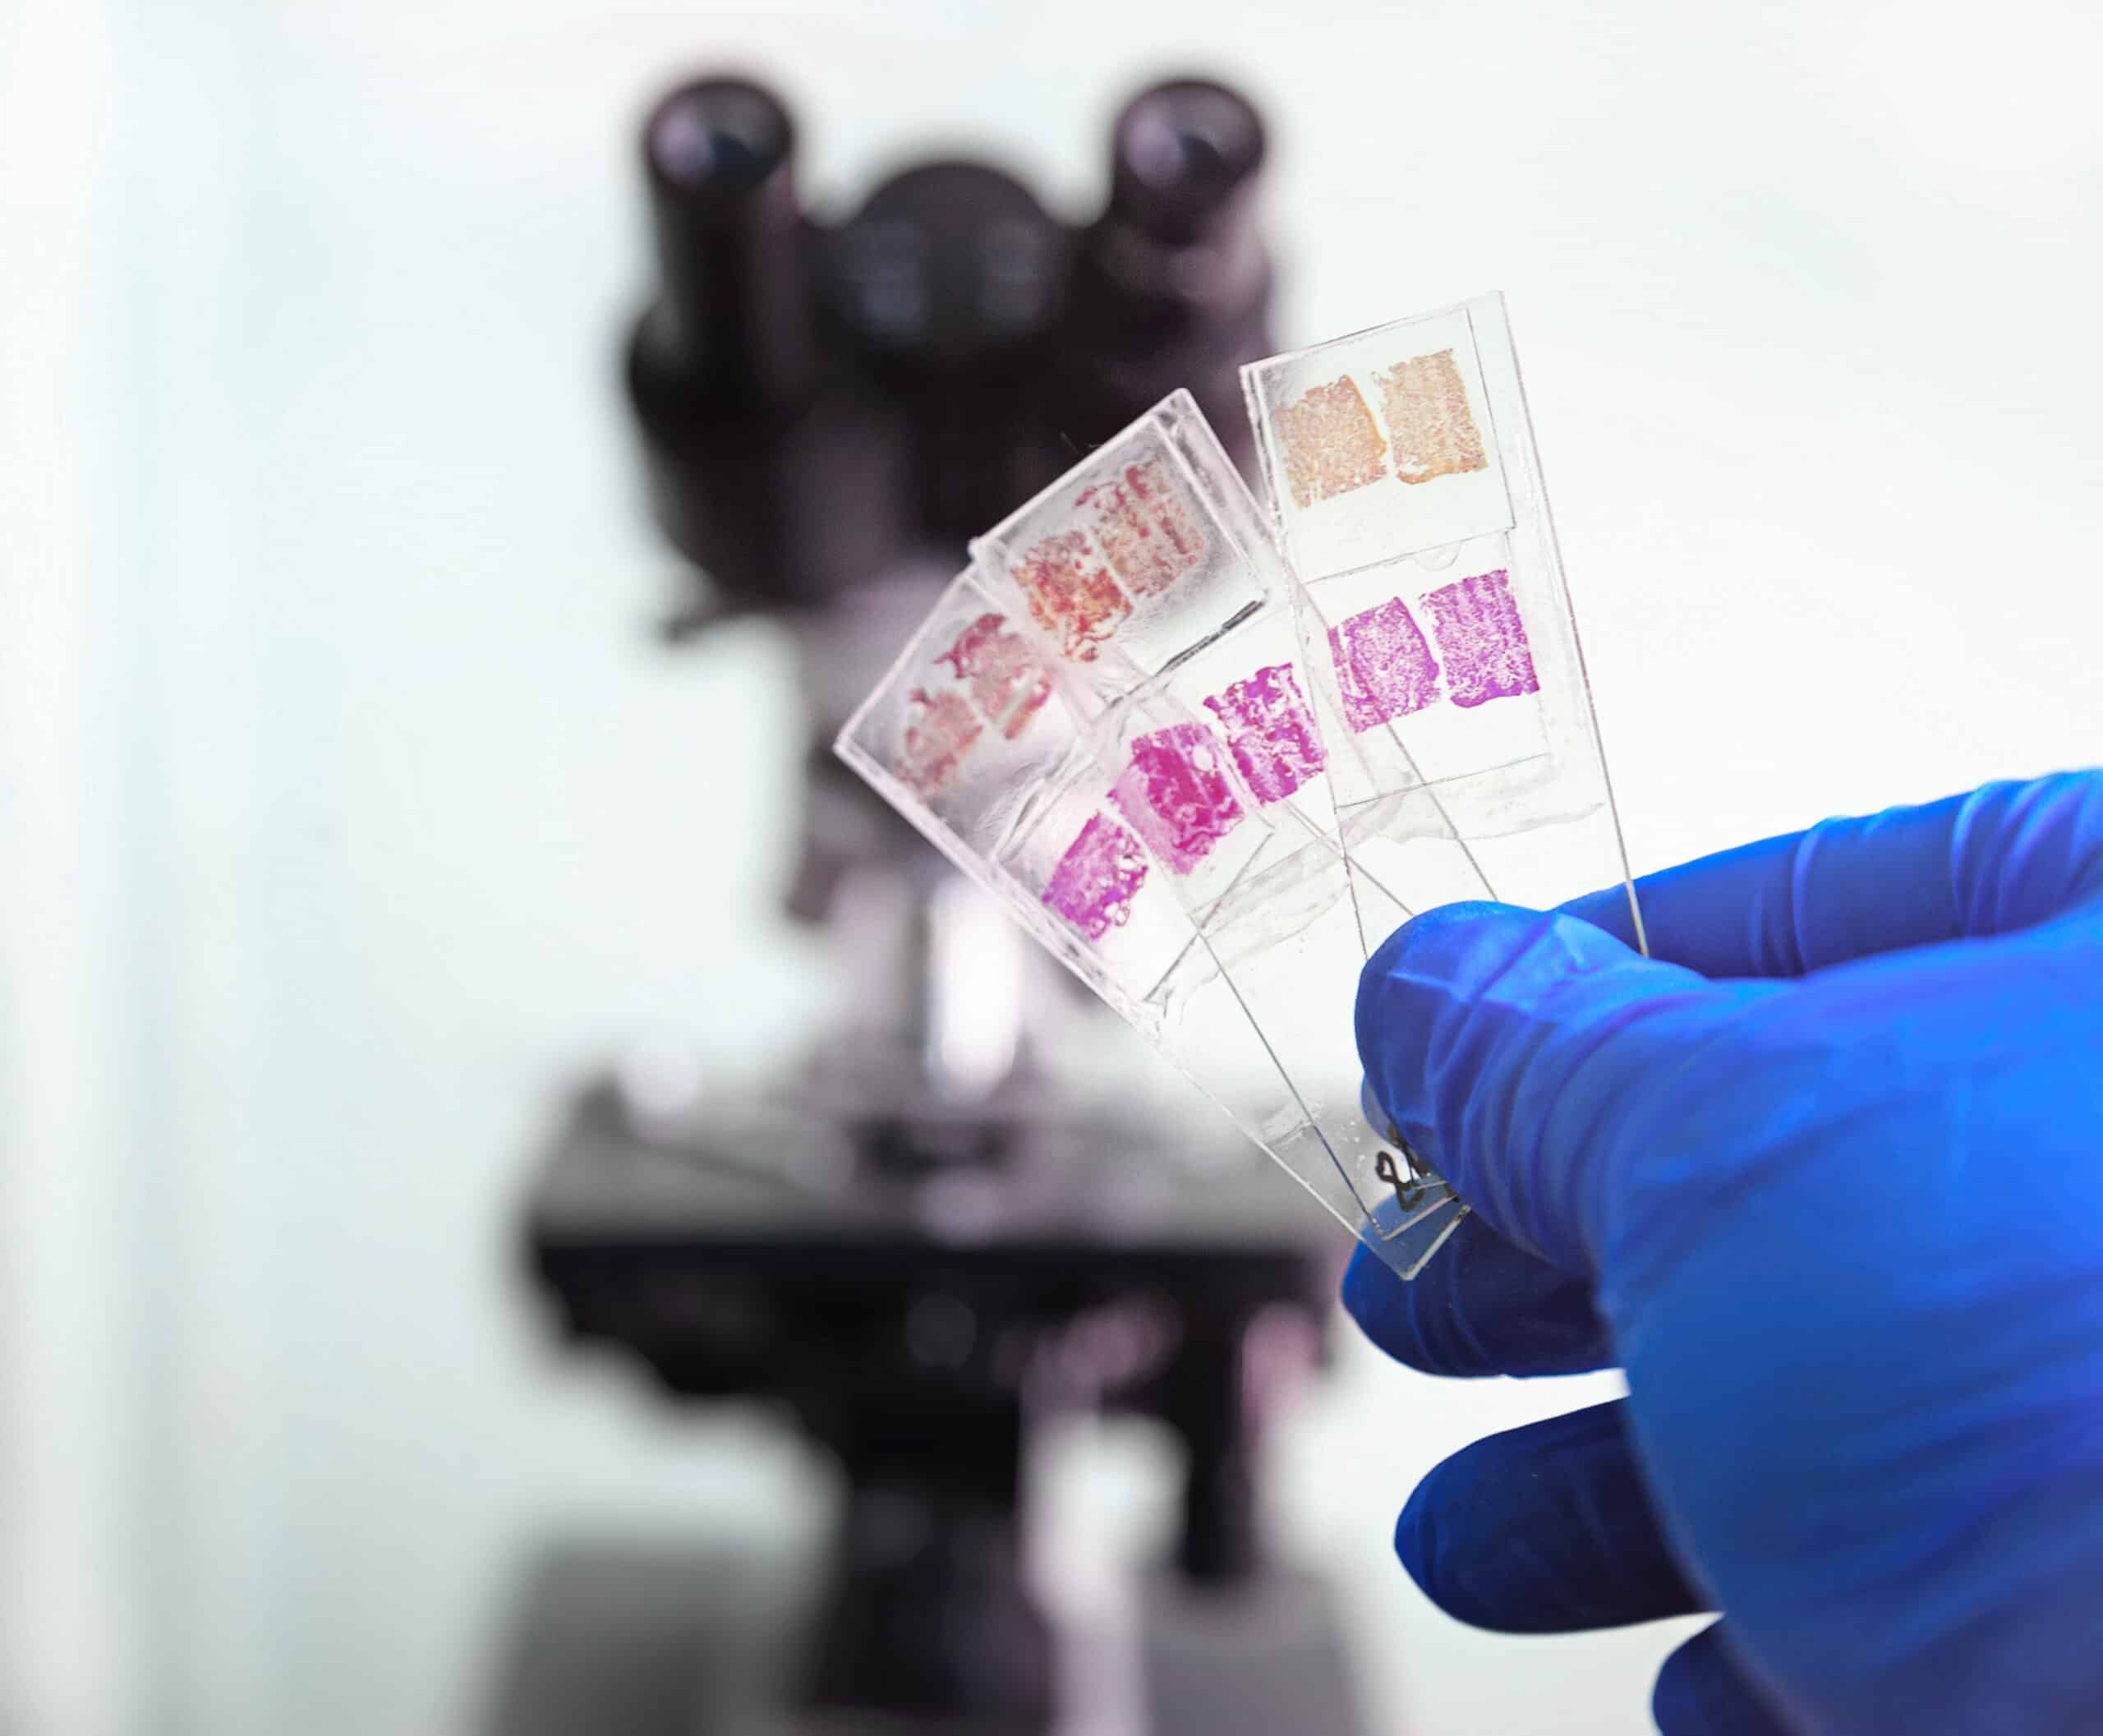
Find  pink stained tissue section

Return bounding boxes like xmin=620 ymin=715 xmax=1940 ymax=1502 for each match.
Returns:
xmin=1109 ymin=723 xmax=1245 ymax=874
xmin=1420 ymin=569 xmax=1539 ymax=708
xmin=1041 ymin=813 xmax=1150 ymax=942
xmin=1375 ymin=349 xmax=1489 ymax=486
xmin=1275 ymin=376 xmax=1388 ymax=509
xmin=936 ymin=612 xmax=1052 ymax=740
xmin=1081 ymin=458 xmax=1209 ymax=598
xmin=1328 ymin=597 xmax=1442 ymax=734
xmin=896 ymin=687 xmax=983 ymax=796
xmin=1011 ymin=531 xmax=1132 ymax=661
xmin=1203 ymin=663 xmax=1325 ymax=804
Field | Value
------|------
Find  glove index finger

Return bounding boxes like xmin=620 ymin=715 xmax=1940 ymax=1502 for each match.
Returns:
xmin=1357 ymin=901 xmax=1749 ymax=1278
xmin=1561 ymin=771 xmax=2103 ymax=979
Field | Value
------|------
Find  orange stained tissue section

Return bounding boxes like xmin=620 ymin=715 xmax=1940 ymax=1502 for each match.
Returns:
xmin=1376 ymin=350 xmax=1488 ymax=486
xmin=1082 ymin=458 xmax=1209 ymax=597
xmin=936 ymin=613 xmax=1052 ymax=740
xmin=1276 ymin=376 xmax=1388 ymax=509
xmin=896 ymin=686 xmax=982 ymax=797
xmin=1011 ymin=530 xmax=1133 ymax=661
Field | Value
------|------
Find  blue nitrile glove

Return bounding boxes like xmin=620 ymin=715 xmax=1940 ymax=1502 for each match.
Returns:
xmin=1344 ymin=772 xmax=2103 ymax=1735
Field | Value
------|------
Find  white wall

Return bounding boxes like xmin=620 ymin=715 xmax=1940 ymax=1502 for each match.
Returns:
xmin=2 ymin=0 xmax=2100 ymax=1731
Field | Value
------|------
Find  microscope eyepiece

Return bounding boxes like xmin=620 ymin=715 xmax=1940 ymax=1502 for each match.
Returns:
xmin=646 ymin=78 xmax=793 ymax=198
xmin=1048 ymin=76 xmax=1274 ymax=462
xmin=641 ymin=76 xmax=815 ymax=406
xmin=1109 ymin=79 xmax=1267 ymax=245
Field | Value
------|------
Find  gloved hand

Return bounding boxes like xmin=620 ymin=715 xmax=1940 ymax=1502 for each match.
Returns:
xmin=1345 ymin=772 xmax=2103 ymax=1735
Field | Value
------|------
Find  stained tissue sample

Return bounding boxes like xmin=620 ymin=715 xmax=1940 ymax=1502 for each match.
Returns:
xmin=1276 ymin=377 xmax=1388 ymax=509
xmin=1376 ymin=350 xmax=1488 ymax=486
xmin=1203 ymin=664 xmax=1325 ymax=804
xmin=896 ymin=687 xmax=982 ymax=796
xmin=1010 ymin=531 xmax=1132 ymax=661
xmin=1109 ymin=723 xmax=1245 ymax=875
xmin=936 ymin=613 xmax=1052 ymax=739
xmin=1420 ymin=569 xmax=1538 ymax=707
xmin=1083 ymin=458 xmax=1209 ymax=598
xmin=1328 ymin=596 xmax=1442 ymax=733
xmin=1041 ymin=813 xmax=1150 ymax=942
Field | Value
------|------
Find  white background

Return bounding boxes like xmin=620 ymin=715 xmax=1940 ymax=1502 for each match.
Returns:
xmin=4 ymin=0 xmax=2101 ymax=1730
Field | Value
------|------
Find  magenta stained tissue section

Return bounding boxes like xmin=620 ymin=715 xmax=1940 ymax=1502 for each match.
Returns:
xmin=1203 ymin=664 xmax=1324 ymax=804
xmin=1041 ymin=813 xmax=1149 ymax=942
xmin=1109 ymin=723 xmax=1245 ymax=874
xmin=1420 ymin=569 xmax=1539 ymax=708
xmin=1328 ymin=596 xmax=1442 ymax=734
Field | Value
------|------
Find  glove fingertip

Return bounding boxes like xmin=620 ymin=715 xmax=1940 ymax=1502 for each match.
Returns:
xmin=1392 ymin=1474 xmax=1444 ymax=1611
xmin=1653 ymin=1625 xmax=1790 ymax=1736
xmin=1340 ymin=1241 xmax=1397 ymax=1341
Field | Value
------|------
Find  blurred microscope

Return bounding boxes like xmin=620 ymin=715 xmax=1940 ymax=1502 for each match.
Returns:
xmin=494 ymin=72 xmax=1368 ymax=1736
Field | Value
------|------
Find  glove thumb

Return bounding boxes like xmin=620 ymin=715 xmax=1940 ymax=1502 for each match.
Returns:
xmin=1356 ymin=900 xmax=1775 ymax=1278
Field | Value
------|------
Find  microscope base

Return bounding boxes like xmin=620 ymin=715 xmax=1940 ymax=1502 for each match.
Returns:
xmin=479 ymin=1539 xmax=1369 ymax=1736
